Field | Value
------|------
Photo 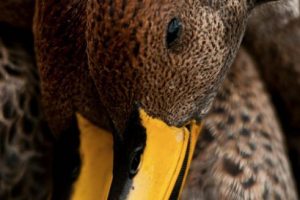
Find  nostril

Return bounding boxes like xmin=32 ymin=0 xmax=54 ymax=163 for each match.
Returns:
xmin=185 ymin=124 xmax=192 ymax=132
xmin=128 ymin=146 xmax=144 ymax=178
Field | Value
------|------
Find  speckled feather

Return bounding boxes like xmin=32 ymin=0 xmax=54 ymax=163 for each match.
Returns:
xmin=183 ymin=48 xmax=297 ymax=200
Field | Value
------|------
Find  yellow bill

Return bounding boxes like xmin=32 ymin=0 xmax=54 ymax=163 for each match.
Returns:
xmin=125 ymin=109 xmax=202 ymax=199
xmin=71 ymin=108 xmax=202 ymax=200
xmin=71 ymin=114 xmax=113 ymax=200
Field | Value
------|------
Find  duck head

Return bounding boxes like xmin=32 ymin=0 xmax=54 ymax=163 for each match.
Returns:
xmin=34 ymin=0 xmax=273 ymax=199
xmin=85 ymin=1 xmax=263 ymax=199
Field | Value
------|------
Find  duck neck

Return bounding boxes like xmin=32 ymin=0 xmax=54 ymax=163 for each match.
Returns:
xmin=35 ymin=0 xmax=110 ymax=134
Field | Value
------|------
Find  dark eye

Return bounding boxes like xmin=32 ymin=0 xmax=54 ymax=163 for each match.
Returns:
xmin=166 ymin=18 xmax=182 ymax=48
xmin=128 ymin=146 xmax=144 ymax=178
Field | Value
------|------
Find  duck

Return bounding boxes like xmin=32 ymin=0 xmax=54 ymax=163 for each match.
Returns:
xmin=0 ymin=0 xmax=296 ymax=199
xmin=244 ymin=0 xmax=300 ymax=193
xmin=0 ymin=23 xmax=53 ymax=200
xmin=0 ymin=31 xmax=297 ymax=200
xmin=33 ymin=0 xmax=289 ymax=199
xmin=183 ymin=47 xmax=297 ymax=199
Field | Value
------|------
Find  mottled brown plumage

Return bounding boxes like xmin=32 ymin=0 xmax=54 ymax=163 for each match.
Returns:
xmin=0 ymin=25 xmax=53 ymax=200
xmin=183 ymin=48 xmax=297 ymax=200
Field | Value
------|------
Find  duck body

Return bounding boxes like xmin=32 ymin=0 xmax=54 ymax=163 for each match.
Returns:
xmin=0 ymin=24 xmax=52 ymax=200
xmin=183 ymin=47 xmax=297 ymax=199
xmin=245 ymin=0 xmax=300 ymax=131
xmin=244 ymin=0 xmax=300 ymax=193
